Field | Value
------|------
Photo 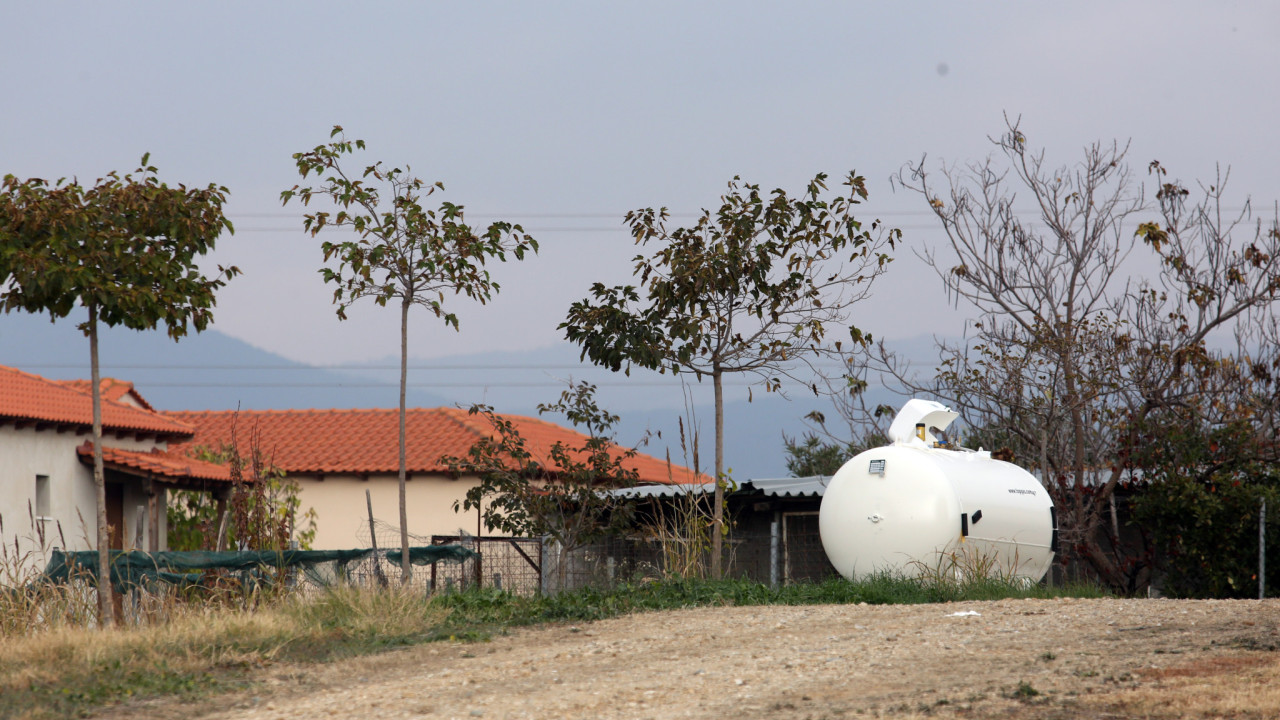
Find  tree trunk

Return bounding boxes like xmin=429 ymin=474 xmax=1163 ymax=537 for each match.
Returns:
xmin=398 ymin=297 xmax=411 ymax=585
xmin=89 ymin=303 xmax=114 ymax=627
xmin=711 ymin=367 xmax=724 ymax=580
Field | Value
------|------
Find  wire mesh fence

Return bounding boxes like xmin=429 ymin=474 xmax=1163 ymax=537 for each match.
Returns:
xmin=427 ymin=535 xmax=544 ymax=595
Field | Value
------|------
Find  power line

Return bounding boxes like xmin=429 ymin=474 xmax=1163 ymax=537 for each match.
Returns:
xmin=229 ymin=206 xmax=1260 ymax=220
xmin=12 ymin=360 xmax=887 ymax=371
xmin=229 ymin=224 xmax=972 ymax=234
xmin=105 ymin=380 xmax=769 ymax=389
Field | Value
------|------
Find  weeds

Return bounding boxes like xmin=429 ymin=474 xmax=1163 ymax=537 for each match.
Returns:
xmin=1010 ymin=681 xmax=1041 ymax=700
xmin=642 ymin=404 xmax=717 ymax=580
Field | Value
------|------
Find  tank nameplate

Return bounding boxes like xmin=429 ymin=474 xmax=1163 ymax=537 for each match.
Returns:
xmin=868 ymin=459 xmax=886 ymax=476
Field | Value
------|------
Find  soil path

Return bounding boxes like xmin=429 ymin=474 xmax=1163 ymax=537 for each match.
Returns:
xmin=113 ymin=598 xmax=1280 ymax=720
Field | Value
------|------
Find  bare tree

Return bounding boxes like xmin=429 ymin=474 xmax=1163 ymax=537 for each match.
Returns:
xmin=881 ymin=119 xmax=1280 ymax=591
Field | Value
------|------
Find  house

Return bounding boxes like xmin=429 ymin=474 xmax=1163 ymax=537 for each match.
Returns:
xmin=0 ymin=365 xmax=231 ymax=571
xmin=167 ymin=407 xmax=701 ymax=550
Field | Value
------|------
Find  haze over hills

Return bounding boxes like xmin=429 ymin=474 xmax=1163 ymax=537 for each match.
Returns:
xmin=1 ymin=310 xmax=939 ymax=477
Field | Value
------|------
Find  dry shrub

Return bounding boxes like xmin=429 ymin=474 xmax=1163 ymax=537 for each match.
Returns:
xmin=646 ymin=489 xmax=715 ymax=580
xmin=644 ymin=414 xmax=718 ymax=580
xmin=283 ymin=584 xmax=449 ymax=641
xmin=908 ymin=542 xmax=1035 ymax=593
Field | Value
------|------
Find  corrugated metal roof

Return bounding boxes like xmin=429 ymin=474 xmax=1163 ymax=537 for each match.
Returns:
xmin=746 ymin=476 xmax=831 ymax=497
xmin=608 ymin=482 xmax=716 ymax=499
xmin=608 ymin=475 xmax=831 ymax=499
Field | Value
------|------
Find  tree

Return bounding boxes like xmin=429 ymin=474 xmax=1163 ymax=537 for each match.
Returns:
xmin=889 ymin=118 xmax=1280 ymax=591
xmin=282 ymin=127 xmax=538 ymax=584
xmin=562 ymin=173 xmax=898 ymax=577
xmin=0 ymin=157 xmax=239 ymax=625
xmin=442 ymin=382 xmax=640 ymax=587
xmin=782 ymin=433 xmax=854 ymax=477
xmin=1128 ymin=404 xmax=1280 ymax=598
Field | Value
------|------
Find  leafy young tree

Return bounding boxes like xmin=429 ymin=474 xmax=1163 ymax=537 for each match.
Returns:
xmin=782 ymin=433 xmax=855 ymax=477
xmin=282 ymin=127 xmax=538 ymax=583
xmin=442 ymin=382 xmax=640 ymax=586
xmin=888 ymin=119 xmax=1280 ymax=591
xmin=0 ymin=157 xmax=238 ymax=626
xmin=562 ymin=173 xmax=898 ymax=577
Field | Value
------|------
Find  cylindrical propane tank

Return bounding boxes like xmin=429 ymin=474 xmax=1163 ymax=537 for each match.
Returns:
xmin=819 ymin=399 xmax=1056 ymax=581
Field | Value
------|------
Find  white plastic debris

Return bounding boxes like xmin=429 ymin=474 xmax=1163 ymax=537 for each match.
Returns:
xmin=946 ymin=610 xmax=982 ymax=617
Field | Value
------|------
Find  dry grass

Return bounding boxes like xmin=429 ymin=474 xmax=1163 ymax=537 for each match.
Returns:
xmin=1089 ymin=654 xmax=1280 ymax=719
xmin=0 ymin=511 xmax=100 ymax=637
xmin=0 ymin=586 xmax=449 ymax=720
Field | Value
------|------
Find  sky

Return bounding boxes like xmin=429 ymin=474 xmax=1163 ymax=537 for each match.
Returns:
xmin=3 ymin=2 xmax=1279 ymax=394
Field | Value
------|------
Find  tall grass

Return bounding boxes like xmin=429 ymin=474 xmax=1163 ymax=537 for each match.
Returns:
xmin=0 ymin=510 xmax=100 ymax=637
xmin=0 ymin=586 xmax=448 ymax=719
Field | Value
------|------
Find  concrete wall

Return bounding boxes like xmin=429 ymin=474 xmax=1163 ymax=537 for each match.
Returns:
xmin=1 ymin=425 xmax=171 ymax=576
xmin=0 ymin=425 xmax=93 ymax=564
xmin=295 ymin=473 xmax=492 ymax=550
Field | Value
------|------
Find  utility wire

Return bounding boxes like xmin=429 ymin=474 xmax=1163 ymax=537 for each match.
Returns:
xmin=96 ymin=380 xmax=778 ymax=389
xmin=227 ymin=206 xmax=1260 ymax=220
xmin=12 ymin=360 xmax=924 ymax=371
xmin=232 ymin=225 xmax=955 ymax=233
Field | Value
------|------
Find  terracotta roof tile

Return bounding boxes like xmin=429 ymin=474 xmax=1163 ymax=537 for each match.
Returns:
xmin=76 ymin=442 xmax=233 ymax=483
xmin=167 ymin=407 xmax=703 ymax=486
xmin=0 ymin=365 xmax=192 ymax=437
xmin=58 ymin=378 xmax=156 ymax=411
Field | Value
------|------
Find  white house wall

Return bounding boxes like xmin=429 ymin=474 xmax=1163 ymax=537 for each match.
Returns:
xmin=1 ymin=425 xmax=93 ymax=573
xmin=296 ymin=473 xmax=490 ymax=550
xmin=1 ymin=425 xmax=170 ymax=576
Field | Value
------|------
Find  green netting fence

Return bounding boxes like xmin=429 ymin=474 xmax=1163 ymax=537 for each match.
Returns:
xmin=40 ymin=546 xmax=477 ymax=593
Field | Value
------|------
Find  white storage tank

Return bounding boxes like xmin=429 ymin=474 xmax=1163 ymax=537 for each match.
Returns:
xmin=819 ymin=399 xmax=1056 ymax=582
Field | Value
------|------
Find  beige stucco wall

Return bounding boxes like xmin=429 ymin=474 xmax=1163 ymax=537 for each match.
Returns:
xmin=295 ymin=473 xmax=494 ymax=550
xmin=1 ymin=425 xmax=171 ymax=577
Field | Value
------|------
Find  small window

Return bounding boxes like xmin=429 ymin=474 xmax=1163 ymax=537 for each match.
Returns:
xmin=35 ymin=474 xmax=51 ymax=519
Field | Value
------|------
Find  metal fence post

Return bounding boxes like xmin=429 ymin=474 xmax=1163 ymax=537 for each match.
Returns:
xmin=539 ymin=535 xmax=551 ymax=596
xmin=1261 ymin=497 xmax=1267 ymax=601
xmin=769 ymin=516 xmax=780 ymax=588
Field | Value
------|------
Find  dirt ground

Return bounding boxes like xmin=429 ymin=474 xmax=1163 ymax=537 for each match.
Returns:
xmin=109 ymin=598 xmax=1280 ymax=720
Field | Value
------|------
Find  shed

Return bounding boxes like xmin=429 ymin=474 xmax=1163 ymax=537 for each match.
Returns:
xmin=607 ymin=476 xmax=837 ymax=584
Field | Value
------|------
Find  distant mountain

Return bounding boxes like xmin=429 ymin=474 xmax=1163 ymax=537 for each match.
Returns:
xmin=0 ymin=310 xmax=449 ymax=411
xmin=1 ymin=310 xmax=944 ymax=478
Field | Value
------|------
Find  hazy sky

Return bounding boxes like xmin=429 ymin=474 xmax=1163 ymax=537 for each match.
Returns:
xmin=3 ymin=1 xmax=1279 ymax=369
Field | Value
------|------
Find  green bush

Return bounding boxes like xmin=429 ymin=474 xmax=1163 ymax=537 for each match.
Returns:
xmin=1132 ymin=473 xmax=1279 ymax=598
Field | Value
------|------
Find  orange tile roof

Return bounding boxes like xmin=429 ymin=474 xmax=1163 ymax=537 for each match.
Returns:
xmin=167 ymin=407 xmax=703 ymax=486
xmin=0 ymin=365 xmax=193 ymax=438
xmin=58 ymin=378 xmax=156 ymax=411
xmin=76 ymin=442 xmax=233 ymax=483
